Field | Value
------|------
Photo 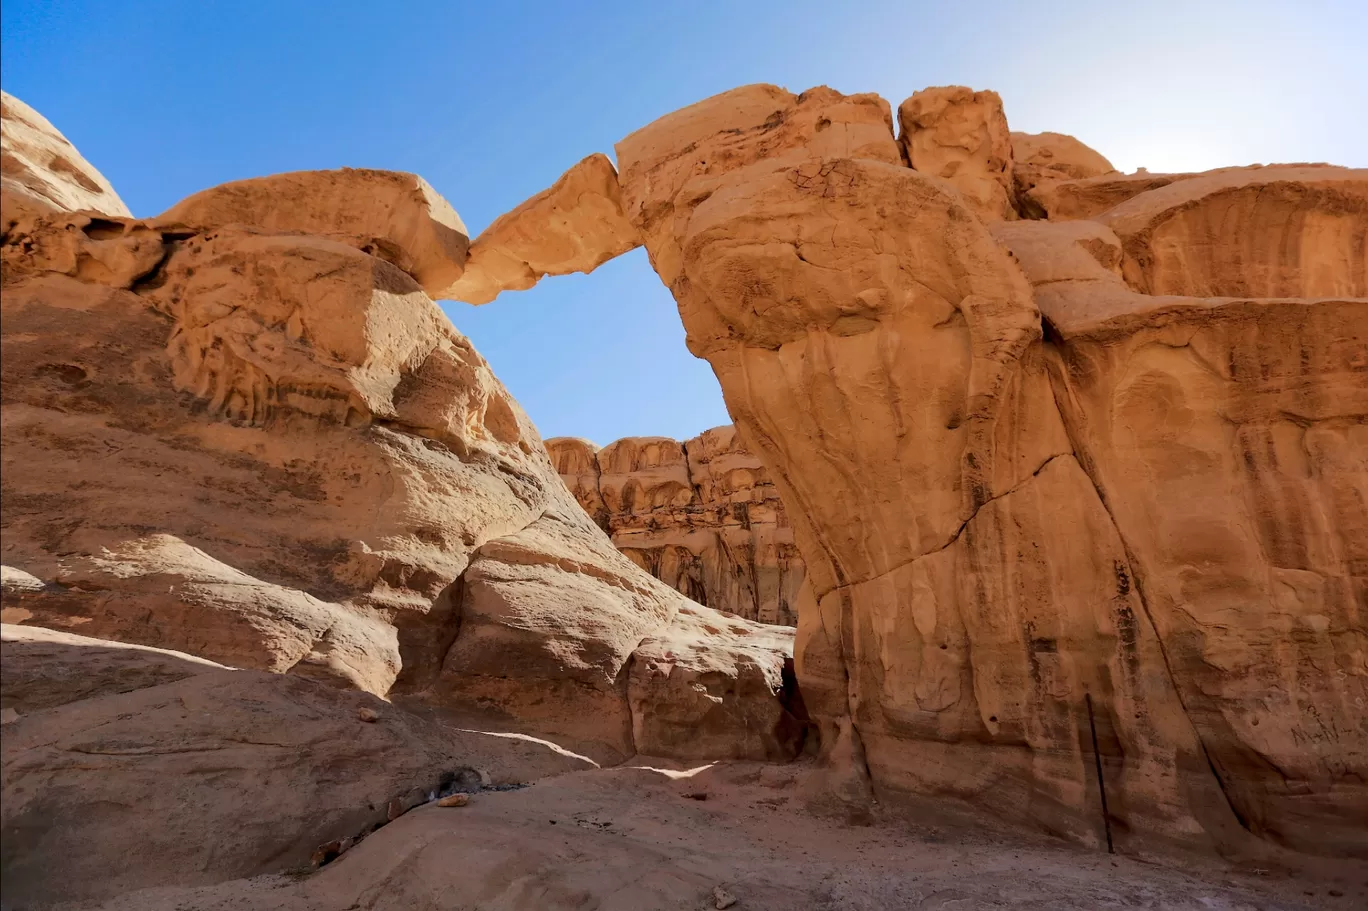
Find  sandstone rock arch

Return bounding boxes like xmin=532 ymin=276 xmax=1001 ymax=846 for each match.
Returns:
xmin=446 ymin=82 xmax=1368 ymax=859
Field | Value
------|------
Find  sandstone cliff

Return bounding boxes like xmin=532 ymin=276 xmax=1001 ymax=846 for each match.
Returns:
xmin=0 ymin=94 xmax=801 ymax=787
xmin=547 ymin=426 xmax=808 ymax=627
xmin=450 ymin=83 xmax=1367 ymax=861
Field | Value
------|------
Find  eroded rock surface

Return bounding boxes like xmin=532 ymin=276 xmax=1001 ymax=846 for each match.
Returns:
xmin=898 ymin=86 xmax=1016 ymax=221
xmin=547 ymin=426 xmax=807 ymax=626
xmin=599 ymin=82 xmax=1367 ymax=857
xmin=0 ymin=95 xmax=797 ymax=782
xmin=1010 ymin=130 xmax=1117 ymax=218
xmin=1 ymin=90 xmax=131 ymax=224
xmin=439 ymin=153 xmax=640 ymax=304
xmin=0 ymin=624 xmax=593 ymax=907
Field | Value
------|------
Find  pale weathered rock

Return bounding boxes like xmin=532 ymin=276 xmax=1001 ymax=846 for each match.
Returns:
xmin=547 ymin=426 xmax=808 ymax=626
xmin=437 ymin=792 xmax=470 ymax=807
xmin=0 ymin=625 xmax=592 ymax=906
xmin=1010 ymin=131 xmax=1117 ymax=218
xmin=357 ymin=706 xmax=380 ymax=723
xmin=898 ymin=86 xmax=1016 ymax=221
xmin=1 ymin=622 xmax=227 ymax=715
xmin=1 ymin=90 xmax=131 ymax=223
xmin=430 ymin=492 xmax=800 ymax=763
xmin=155 ymin=168 xmax=470 ymax=295
xmin=629 ymin=601 xmax=802 ymax=761
xmin=439 ymin=153 xmax=641 ymax=304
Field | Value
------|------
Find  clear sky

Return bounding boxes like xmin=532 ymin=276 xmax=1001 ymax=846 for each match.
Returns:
xmin=4 ymin=0 xmax=1364 ymax=445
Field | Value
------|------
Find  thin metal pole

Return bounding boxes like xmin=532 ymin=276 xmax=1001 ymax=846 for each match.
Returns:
xmin=1085 ymin=693 xmax=1115 ymax=854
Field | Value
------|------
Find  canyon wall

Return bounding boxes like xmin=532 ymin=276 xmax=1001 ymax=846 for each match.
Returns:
xmin=451 ymin=84 xmax=1368 ymax=859
xmin=546 ymin=427 xmax=807 ymax=626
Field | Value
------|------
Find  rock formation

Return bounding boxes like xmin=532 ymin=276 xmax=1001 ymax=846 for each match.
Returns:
xmin=455 ymin=82 xmax=1367 ymax=860
xmin=440 ymin=153 xmax=640 ymax=304
xmin=898 ymin=86 xmax=1017 ymax=221
xmin=0 ymin=93 xmax=799 ymax=786
xmin=547 ymin=426 xmax=807 ymax=626
xmin=1 ymin=90 xmax=130 ymax=225
xmin=2 ymin=77 xmax=1365 ymax=908
xmin=0 ymin=623 xmax=595 ymax=906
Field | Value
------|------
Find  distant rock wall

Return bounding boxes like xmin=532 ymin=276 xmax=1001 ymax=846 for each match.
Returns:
xmin=547 ymin=426 xmax=807 ymax=627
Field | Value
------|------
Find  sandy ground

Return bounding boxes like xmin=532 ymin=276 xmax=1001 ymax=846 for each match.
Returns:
xmin=60 ymin=756 xmax=1367 ymax=911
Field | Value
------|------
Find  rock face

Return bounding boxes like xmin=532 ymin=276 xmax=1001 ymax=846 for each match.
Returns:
xmin=0 ymin=623 xmax=594 ymax=906
xmin=1 ymin=90 xmax=131 ymax=224
xmin=547 ymin=427 xmax=807 ymax=626
xmin=0 ymin=94 xmax=799 ymax=781
xmin=156 ymin=167 xmax=471 ymax=296
xmin=611 ymin=85 xmax=1367 ymax=857
xmin=1010 ymin=131 xmax=1117 ymax=218
xmin=468 ymin=81 xmax=1365 ymax=859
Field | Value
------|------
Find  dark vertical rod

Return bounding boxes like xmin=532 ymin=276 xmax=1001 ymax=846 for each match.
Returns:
xmin=1085 ymin=693 xmax=1115 ymax=854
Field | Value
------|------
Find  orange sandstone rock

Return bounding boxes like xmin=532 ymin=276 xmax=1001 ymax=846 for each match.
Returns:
xmin=547 ymin=427 xmax=807 ymax=626
xmin=439 ymin=153 xmax=640 ymax=304
xmin=898 ymin=86 xmax=1016 ymax=221
xmin=0 ymin=95 xmax=797 ymax=778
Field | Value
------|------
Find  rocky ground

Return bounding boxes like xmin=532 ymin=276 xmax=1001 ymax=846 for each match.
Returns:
xmin=49 ymin=755 xmax=1368 ymax=911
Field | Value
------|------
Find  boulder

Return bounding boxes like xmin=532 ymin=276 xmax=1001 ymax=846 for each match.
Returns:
xmin=616 ymin=83 xmax=901 ymax=285
xmin=0 ymin=624 xmax=590 ymax=906
xmin=898 ymin=86 xmax=1016 ymax=221
xmin=439 ymin=153 xmax=641 ymax=304
xmin=1 ymin=90 xmax=131 ymax=223
xmin=1010 ymin=130 xmax=1117 ymax=218
xmin=430 ymin=493 xmax=799 ymax=763
xmin=155 ymin=168 xmax=470 ymax=295
xmin=629 ymin=602 xmax=802 ymax=760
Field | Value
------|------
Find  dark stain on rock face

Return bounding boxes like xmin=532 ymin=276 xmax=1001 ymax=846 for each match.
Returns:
xmin=1113 ymin=560 xmax=1131 ymax=597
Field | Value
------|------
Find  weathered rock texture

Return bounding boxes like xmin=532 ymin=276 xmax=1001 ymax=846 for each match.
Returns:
xmin=1009 ymin=130 xmax=1118 ymax=218
xmin=1 ymin=90 xmax=131 ymax=225
xmin=0 ymin=623 xmax=593 ymax=906
xmin=4 ymin=83 xmax=1365 ymax=893
xmin=899 ymin=86 xmax=1016 ymax=221
xmin=547 ymin=426 xmax=807 ymax=626
xmin=0 ymin=94 xmax=799 ymax=785
xmin=440 ymin=153 xmax=640 ymax=304
xmin=469 ymin=81 xmax=1367 ymax=860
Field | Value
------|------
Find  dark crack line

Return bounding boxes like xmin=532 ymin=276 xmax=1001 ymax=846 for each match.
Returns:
xmin=1041 ymin=348 xmax=1254 ymax=835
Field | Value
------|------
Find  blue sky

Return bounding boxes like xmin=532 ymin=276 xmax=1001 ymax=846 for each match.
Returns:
xmin=4 ymin=0 xmax=1364 ymax=445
